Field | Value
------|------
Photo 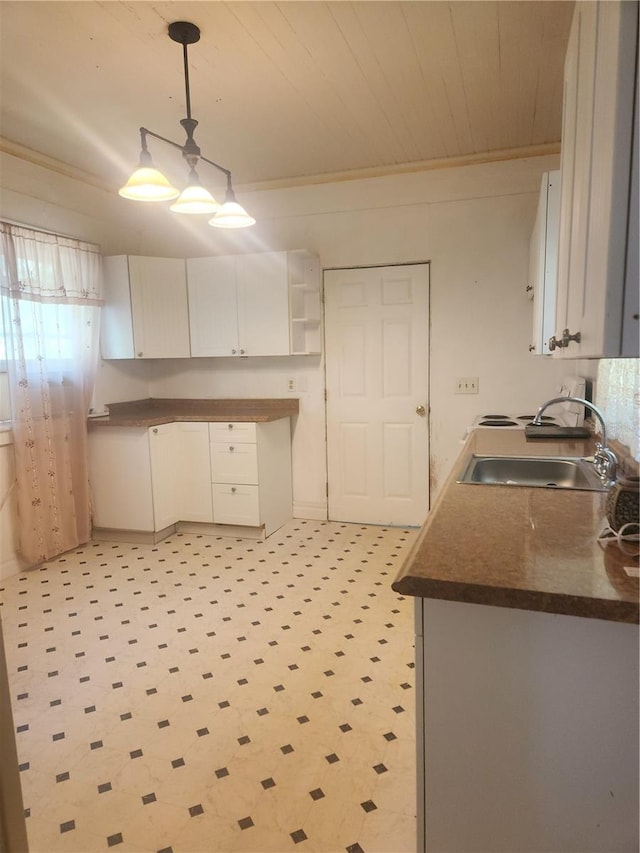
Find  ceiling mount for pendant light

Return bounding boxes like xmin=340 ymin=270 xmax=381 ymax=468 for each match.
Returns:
xmin=118 ymin=20 xmax=255 ymax=228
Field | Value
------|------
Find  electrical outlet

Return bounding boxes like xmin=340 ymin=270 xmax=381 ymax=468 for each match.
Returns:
xmin=286 ymin=377 xmax=297 ymax=392
xmin=455 ymin=376 xmax=479 ymax=394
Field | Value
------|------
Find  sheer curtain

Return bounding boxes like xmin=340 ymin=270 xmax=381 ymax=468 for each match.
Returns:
xmin=0 ymin=222 xmax=103 ymax=564
xmin=596 ymin=358 xmax=640 ymax=461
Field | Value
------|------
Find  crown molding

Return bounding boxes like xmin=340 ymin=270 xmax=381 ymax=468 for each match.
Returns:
xmin=1 ymin=135 xmax=561 ymax=196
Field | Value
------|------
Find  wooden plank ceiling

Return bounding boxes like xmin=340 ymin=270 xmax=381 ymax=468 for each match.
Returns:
xmin=0 ymin=1 xmax=574 ymax=191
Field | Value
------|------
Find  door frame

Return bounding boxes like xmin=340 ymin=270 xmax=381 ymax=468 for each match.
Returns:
xmin=322 ymin=260 xmax=431 ymax=525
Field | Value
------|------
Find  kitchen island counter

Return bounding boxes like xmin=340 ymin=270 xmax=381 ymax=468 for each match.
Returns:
xmin=89 ymin=397 xmax=299 ymax=427
xmin=392 ymin=428 xmax=639 ymax=624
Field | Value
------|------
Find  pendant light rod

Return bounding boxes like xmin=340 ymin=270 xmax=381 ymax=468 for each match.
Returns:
xmin=168 ymin=21 xmax=200 ymax=120
xmin=119 ymin=21 xmax=255 ymax=227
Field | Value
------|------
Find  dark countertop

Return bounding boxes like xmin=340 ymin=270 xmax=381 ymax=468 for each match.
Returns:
xmin=88 ymin=398 xmax=299 ymax=427
xmin=392 ymin=429 xmax=639 ymax=624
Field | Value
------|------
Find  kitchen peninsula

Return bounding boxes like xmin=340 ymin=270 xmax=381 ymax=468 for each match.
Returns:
xmin=88 ymin=398 xmax=298 ymax=541
xmin=393 ymin=428 xmax=639 ymax=853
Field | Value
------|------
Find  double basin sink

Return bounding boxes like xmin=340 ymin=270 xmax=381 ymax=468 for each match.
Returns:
xmin=457 ymin=454 xmax=608 ymax=492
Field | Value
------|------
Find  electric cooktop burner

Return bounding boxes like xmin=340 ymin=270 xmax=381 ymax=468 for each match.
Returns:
xmin=516 ymin=415 xmax=556 ymax=422
xmin=478 ymin=419 xmax=519 ymax=426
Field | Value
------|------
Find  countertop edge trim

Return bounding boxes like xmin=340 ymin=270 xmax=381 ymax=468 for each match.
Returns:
xmin=391 ymin=577 xmax=640 ymax=625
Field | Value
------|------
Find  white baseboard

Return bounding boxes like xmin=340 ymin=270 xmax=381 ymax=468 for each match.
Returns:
xmin=293 ymin=501 xmax=328 ymax=521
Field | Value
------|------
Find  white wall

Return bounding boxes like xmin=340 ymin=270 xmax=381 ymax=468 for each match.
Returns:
xmin=1 ymin=149 xmax=596 ymax=572
xmin=118 ymin=155 xmax=579 ymax=505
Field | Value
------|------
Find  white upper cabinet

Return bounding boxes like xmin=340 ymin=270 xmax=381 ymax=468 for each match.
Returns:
xmin=101 ymin=256 xmax=190 ymax=359
xmin=236 ymin=252 xmax=291 ymax=357
xmin=553 ymin=0 xmax=638 ymax=358
xmin=528 ymin=170 xmax=560 ymax=355
xmin=187 ymin=255 xmax=239 ymax=357
xmin=187 ymin=250 xmax=321 ymax=357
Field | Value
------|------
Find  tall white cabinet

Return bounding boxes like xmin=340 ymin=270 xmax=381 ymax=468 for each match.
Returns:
xmin=553 ymin=0 xmax=638 ymax=358
xmin=101 ymin=256 xmax=191 ymax=359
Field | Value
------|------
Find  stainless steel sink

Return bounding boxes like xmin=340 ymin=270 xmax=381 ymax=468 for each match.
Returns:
xmin=457 ymin=455 xmax=608 ymax=491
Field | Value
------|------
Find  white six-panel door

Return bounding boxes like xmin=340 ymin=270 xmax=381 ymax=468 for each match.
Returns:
xmin=324 ymin=264 xmax=430 ymax=525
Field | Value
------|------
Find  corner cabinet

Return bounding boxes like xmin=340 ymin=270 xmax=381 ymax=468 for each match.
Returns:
xmin=553 ymin=0 xmax=639 ymax=358
xmin=88 ymin=423 xmax=212 ymax=536
xmin=87 ymin=418 xmax=293 ymax=540
xmin=528 ymin=170 xmax=560 ymax=355
xmin=187 ymin=250 xmax=321 ymax=357
xmin=101 ymin=256 xmax=191 ymax=359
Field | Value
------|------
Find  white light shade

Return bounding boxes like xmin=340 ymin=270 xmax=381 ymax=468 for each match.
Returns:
xmin=119 ymin=167 xmax=180 ymax=201
xmin=169 ymin=184 xmax=220 ymax=215
xmin=208 ymin=200 xmax=256 ymax=229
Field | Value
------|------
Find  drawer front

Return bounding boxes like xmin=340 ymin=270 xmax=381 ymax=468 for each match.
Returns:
xmin=210 ymin=442 xmax=258 ymax=484
xmin=212 ymin=484 xmax=260 ymax=526
xmin=209 ymin=422 xmax=257 ymax=443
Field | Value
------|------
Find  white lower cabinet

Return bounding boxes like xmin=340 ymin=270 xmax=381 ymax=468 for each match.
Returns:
xmin=88 ymin=422 xmax=212 ymax=534
xmin=88 ymin=418 xmax=292 ymax=538
xmin=88 ymin=427 xmax=157 ymax=532
xmin=416 ymin=598 xmax=639 ymax=852
xmin=209 ymin=420 xmax=292 ymax=535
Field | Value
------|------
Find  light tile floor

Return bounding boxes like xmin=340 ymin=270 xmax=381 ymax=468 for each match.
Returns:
xmin=0 ymin=519 xmax=418 ymax=853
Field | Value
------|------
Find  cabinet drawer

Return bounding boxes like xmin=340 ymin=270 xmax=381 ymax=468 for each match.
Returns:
xmin=212 ymin=484 xmax=260 ymax=526
xmin=211 ymin=442 xmax=258 ymax=484
xmin=209 ymin=422 xmax=257 ymax=443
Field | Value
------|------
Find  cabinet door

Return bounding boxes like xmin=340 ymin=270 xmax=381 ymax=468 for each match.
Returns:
xmin=128 ymin=256 xmax=190 ymax=358
xmin=187 ymin=256 xmax=239 ymax=357
xmin=101 ymin=256 xmax=135 ymax=359
xmin=529 ymin=172 xmax=560 ymax=355
xmin=148 ymin=423 xmax=181 ymax=531
xmin=175 ymin=422 xmax=213 ymax=523
xmin=237 ymin=252 xmax=290 ymax=356
xmin=554 ymin=1 xmax=638 ymax=357
xmin=88 ymin=427 xmax=154 ymax=530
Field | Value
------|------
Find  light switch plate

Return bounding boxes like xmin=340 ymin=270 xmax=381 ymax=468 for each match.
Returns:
xmin=455 ymin=377 xmax=479 ymax=394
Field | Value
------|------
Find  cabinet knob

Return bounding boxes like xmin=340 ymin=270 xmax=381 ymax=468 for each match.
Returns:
xmin=561 ymin=328 xmax=581 ymax=347
xmin=528 ymin=344 xmax=536 ymax=352
xmin=231 ymin=349 xmax=237 ymax=355
xmin=137 ymin=352 xmax=143 ymax=357
xmin=240 ymin=349 xmax=246 ymax=355
xmin=228 ymin=424 xmax=234 ymax=430
xmin=548 ymin=335 xmax=564 ymax=351
xmin=153 ymin=428 xmax=158 ymax=434
xmin=229 ymin=446 xmax=235 ymax=452
xmin=231 ymin=487 xmax=237 ymax=493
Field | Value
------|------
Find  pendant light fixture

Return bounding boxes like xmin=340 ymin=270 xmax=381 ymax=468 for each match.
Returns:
xmin=119 ymin=21 xmax=255 ymax=228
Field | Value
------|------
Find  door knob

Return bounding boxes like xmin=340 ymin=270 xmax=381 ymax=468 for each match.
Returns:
xmin=416 ymin=405 xmax=426 ymax=416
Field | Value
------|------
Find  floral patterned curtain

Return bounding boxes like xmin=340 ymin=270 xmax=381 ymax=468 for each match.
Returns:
xmin=0 ymin=222 xmax=103 ymax=564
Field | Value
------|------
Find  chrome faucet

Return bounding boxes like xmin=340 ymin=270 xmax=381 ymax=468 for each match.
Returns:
xmin=533 ymin=396 xmax=617 ymax=485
